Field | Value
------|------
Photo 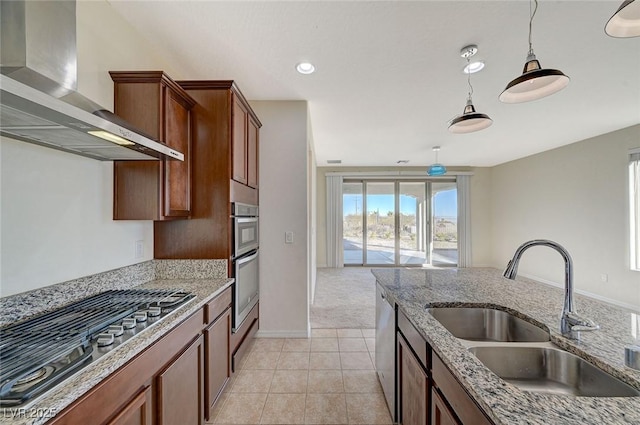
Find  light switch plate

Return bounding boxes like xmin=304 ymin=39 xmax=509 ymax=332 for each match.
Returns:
xmin=285 ymin=231 xmax=294 ymax=244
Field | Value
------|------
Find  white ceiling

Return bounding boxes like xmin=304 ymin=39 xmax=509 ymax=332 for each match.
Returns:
xmin=109 ymin=0 xmax=640 ymax=167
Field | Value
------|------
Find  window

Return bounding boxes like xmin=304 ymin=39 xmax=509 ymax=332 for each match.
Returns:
xmin=630 ymin=149 xmax=640 ymax=271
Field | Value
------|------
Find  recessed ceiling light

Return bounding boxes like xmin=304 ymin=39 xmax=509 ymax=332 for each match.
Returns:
xmin=296 ymin=62 xmax=315 ymax=75
xmin=463 ymin=60 xmax=485 ymax=74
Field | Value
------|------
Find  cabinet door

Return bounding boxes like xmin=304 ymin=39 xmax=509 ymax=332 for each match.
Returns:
xmin=162 ymin=86 xmax=191 ymax=218
xmin=205 ymin=308 xmax=231 ymax=421
xmin=157 ymin=335 xmax=204 ymax=425
xmin=431 ymin=389 xmax=459 ymax=425
xmin=247 ymin=118 xmax=259 ymax=189
xmin=398 ymin=335 xmax=428 ymax=425
xmin=232 ymin=97 xmax=248 ymax=185
xmin=106 ymin=387 xmax=152 ymax=425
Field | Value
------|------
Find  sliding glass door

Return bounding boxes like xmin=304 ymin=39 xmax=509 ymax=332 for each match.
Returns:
xmin=343 ymin=179 xmax=458 ymax=267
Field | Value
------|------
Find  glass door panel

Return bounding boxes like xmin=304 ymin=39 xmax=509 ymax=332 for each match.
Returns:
xmin=365 ymin=182 xmax=395 ymax=265
xmin=399 ymin=182 xmax=427 ymax=265
xmin=431 ymin=182 xmax=458 ymax=266
xmin=343 ymin=182 xmax=363 ymax=265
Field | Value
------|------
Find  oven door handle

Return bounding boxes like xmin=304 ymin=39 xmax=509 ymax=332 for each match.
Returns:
xmin=236 ymin=250 xmax=258 ymax=265
xmin=236 ymin=217 xmax=258 ymax=224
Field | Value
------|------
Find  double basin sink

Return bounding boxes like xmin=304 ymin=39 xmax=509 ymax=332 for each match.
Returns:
xmin=428 ymin=307 xmax=639 ymax=397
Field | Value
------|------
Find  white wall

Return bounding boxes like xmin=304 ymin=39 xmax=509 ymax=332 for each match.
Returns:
xmin=0 ymin=1 xmax=189 ymax=296
xmin=250 ymin=101 xmax=310 ymax=337
xmin=489 ymin=125 xmax=640 ymax=310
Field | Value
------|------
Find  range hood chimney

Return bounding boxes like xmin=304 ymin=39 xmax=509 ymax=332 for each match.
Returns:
xmin=0 ymin=0 xmax=183 ymax=161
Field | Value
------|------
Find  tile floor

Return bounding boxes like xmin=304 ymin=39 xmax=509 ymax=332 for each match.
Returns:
xmin=208 ymin=328 xmax=393 ymax=425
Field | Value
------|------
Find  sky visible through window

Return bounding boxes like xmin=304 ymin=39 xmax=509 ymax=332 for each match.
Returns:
xmin=344 ymin=189 xmax=457 ymax=217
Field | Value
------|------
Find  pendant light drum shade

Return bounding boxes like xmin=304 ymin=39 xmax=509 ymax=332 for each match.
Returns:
xmin=605 ymin=0 xmax=640 ymax=38
xmin=499 ymin=53 xmax=570 ymax=103
xmin=448 ymin=100 xmax=493 ymax=134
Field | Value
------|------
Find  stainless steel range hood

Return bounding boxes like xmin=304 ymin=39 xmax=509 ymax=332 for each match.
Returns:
xmin=0 ymin=0 xmax=183 ymax=161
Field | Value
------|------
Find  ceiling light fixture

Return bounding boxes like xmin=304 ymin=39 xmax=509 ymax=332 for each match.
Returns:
xmin=605 ymin=0 xmax=640 ymax=38
xmin=499 ymin=0 xmax=570 ymax=103
xmin=296 ymin=62 xmax=315 ymax=75
xmin=448 ymin=45 xmax=493 ymax=134
xmin=463 ymin=61 xmax=485 ymax=74
xmin=427 ymin=146 xmax=446 ymax=176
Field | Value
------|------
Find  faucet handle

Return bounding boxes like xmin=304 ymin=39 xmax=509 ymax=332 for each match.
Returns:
xmin=562 ymin=311 xmax=599 ymax=337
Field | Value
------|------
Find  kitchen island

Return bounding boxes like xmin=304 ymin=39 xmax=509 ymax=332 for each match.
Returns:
xmin=372 ymin=267 xmax=640 ymax=425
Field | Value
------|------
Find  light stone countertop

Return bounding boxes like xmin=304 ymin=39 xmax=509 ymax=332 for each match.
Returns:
xmin=371 ymin=267 xmax=640 ymax=425
xmin=0 ymin=277 xmax=233 ymax=425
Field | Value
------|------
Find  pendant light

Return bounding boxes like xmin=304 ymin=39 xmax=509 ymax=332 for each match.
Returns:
xmin=427 ymin=146 xmax=446 ymax=176
xmin=499 ymin=0 xmax=570 ymax=103
xmin=605 ymin=0 xmax=640 ymax=38
xmin=448 ymin=45 xmax=493 ymax=134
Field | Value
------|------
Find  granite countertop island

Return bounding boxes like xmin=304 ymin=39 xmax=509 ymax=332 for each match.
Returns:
xmin=372 ymin=267 xmax=640 ymax=425
xmin=0 ymin=276 xmax=233 ymax=425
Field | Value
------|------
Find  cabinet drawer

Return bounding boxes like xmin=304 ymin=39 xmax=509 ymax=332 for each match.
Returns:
xmin=205 ymin=287 xmax=232 ymax=325
xmin=432 ymin=354 xmax=493 ymax=425
xmin=397 ymin=310 xmax=428 ymax=368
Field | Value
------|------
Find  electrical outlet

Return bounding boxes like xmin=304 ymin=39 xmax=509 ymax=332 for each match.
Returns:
xmin=285 ymin=231 xmax=294 ymax=244
xmin=600 ymin=273 xmax=608 ymax=283
xmin=135 ymin=240 xmax=144 ymax=259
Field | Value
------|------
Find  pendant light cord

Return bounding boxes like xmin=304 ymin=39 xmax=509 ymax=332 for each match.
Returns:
xmin=466 ymin=57 xmax=474 ymax=101
xmin=528 ymin=0 xmax=538 ymax=55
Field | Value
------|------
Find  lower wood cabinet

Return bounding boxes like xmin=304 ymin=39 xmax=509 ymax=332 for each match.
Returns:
xmin=157 ymin=335 xmax=204 ymax=425
xmin=431 ymin=389 xmax=459 ymax=425
xmin=106 ymin=387 xmax=152 ymax=425
xmin=205 ymin=308 xmax=231 ymax=421
xmin=398 ymin=334 xmax=429 ymax=425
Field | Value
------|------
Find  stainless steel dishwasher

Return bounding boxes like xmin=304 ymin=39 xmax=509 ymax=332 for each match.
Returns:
xmin=375 ymin=282 xmax=396 ymax=422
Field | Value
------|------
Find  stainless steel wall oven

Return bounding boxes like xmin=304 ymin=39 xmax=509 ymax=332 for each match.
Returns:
xmin=231 ymin=203 xmax=259 ymax=332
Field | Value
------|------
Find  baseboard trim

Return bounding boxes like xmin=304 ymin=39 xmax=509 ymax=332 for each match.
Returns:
xmin=255 ymin=330 xmax=310 ymax=338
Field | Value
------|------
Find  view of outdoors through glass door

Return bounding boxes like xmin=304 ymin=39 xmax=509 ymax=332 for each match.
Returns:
xmin=343 ymin=179 xmax=458 ymax=266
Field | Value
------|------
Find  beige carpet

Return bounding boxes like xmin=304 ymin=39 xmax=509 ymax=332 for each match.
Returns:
xmin=310 ymin=267 xmax=376 ymax=329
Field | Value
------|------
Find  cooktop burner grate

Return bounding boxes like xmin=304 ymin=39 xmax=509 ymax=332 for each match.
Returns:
xmin=0 ymin=288 xmax=194 ymax=408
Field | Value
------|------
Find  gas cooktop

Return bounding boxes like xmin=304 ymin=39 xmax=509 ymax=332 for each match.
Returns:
xmin=0 ymin=288 xmax=195 ymax=408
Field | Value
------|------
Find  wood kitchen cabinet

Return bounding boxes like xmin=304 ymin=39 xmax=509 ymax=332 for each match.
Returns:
xmin=431 ymin=389 xmax=459 ymax=425
xmin=154 ymin=80 xmax=262 ymax=261
xmin=157 ymin=335 xmax=204 ymax=425
xmin=204 ymin=287 xmax=232 ymax=421
xmin=106 ymin=387 xmax=152 ymax=425
xmin=231 ymin=91 xmax=259 ymax=189
xmin=110 ymin=71 xmax=196 ymax=221
xmin=398 ymin=334 xmax=429 ymax=425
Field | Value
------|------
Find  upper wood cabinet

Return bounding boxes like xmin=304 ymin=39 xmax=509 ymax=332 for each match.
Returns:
xmin=110 ymin=71 xmax=196 ymax=221
xmin=232 ymin=93 xmax=259 ymax=189
xmin=153 ymin=80 xmax=262 ymax=261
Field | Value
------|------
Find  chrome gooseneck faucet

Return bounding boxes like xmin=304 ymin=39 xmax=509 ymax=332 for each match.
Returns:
xmin=503 ymin=239 xmax=599 ymax=339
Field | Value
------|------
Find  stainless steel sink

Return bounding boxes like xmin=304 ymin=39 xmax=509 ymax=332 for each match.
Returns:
xmin=469 ymin=345 xmax=640 ymax=397
xmin=428 ymin=307 xmax=550 ymax=342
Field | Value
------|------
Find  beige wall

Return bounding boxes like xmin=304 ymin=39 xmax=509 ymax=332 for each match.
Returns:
xmin=0 ymin=1 xmax=189 ymax=296
xmin=489 ymin=125 xmax=640 ymax=309
xmin=250 ymin=101 xmax=311 ymax=337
